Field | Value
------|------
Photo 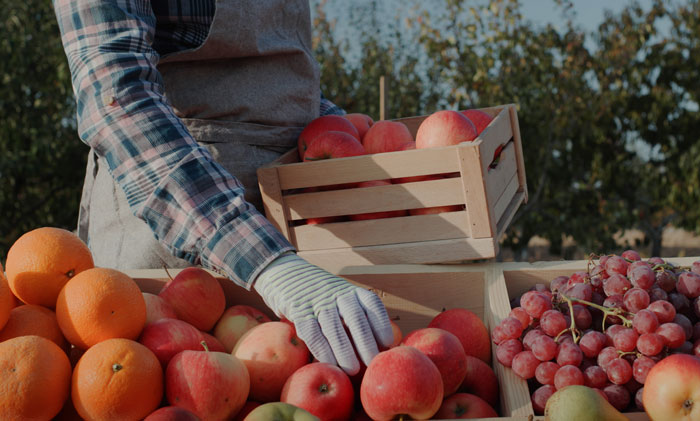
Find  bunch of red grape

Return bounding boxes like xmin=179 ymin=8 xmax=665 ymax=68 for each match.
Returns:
xmin=492 ymin=251 xmax=700 ymax=415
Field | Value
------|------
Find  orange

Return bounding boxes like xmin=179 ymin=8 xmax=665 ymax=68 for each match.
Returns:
xmin=72 ymin=338 xmax=163 ymax=421
xmin=56 ymin=267 xmax=146 ymax=349
xmin=5 ymin=227 xmax=94 ymax=308
xmin=0 ymin=263 xmax=16 ymax=330
xmin=0 ymin=335 xmax=72 ymax=420
xmin=0 ymin=304 xmax=67 ymax=349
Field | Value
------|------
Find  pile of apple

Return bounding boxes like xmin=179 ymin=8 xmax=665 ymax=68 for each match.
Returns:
xmin=295 ymin=109 xmax=495 ymax=224
xmin=140 ymin=266 xmax=503 ymax=420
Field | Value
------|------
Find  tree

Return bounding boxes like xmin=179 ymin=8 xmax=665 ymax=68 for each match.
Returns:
xmin=0 ymin=1 xmax=87 ymax=261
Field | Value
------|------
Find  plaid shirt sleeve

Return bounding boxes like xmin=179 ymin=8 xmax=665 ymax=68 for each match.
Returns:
xmin=320 ymin=92 xmax=346 ymax=116
xmin=53 ymin=0 xmax=295 ymax=288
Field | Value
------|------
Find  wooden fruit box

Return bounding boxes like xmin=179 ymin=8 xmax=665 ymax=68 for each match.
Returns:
xmin=257 ymin=104 xmax=528 ymax=271
xmin=488 ymin=257 xmax=700 ymax=421
xmin=126 ymin=263 xmax=519 ymax=421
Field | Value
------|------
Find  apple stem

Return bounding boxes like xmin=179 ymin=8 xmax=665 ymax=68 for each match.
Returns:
xmin=200 ymin=340 xmax=210 ymax=352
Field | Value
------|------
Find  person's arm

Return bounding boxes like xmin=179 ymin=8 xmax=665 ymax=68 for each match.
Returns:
xmin=53 ymin=0 xmax=293 ymax=286
xmin=320 ymin=92 xmax=346 ymax=116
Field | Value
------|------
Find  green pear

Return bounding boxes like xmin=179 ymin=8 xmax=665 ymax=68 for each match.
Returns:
xmin=544 ymin=385 xmax=629 ymax=421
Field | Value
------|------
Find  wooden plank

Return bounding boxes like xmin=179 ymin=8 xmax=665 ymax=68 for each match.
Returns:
xmin=509 ymin=105 xmax=529 ymax=203
xmin=477 ymin=107 xmax=514 ymax=171
xmin=486 ymin=266 xmax=535 ymax=417
xmin=286 ymin=177 xmax=463 ymax=220
xmin=485 ymin=141 xmax=517 ymax=210
xmin=257 ymin=165 xmax=295 ymax=244
xmin=458 ymin=144 xmax=496 ymax=238
xmin=299 ymin=237 xmax=498 ymax=273
xmin=493 ymin=172 xmax=520 ymax=225
xmin=275 ymin=147 xmax=462 ymax=190
xmin=496 ymin=191 xmax=526 ymax=238
xmin=293 ymin=211 xmax=471 ymax=250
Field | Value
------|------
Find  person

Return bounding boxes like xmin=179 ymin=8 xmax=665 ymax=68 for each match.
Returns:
xmin=52 ymin=0 xmax=392 ymax=375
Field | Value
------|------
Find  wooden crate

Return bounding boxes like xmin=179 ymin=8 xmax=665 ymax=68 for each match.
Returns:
xmin=488 ymin=257 xmax=700 ymax=421
xmin=257 ymin=104 xmax=528 ymax=271
xmin=127 ymin=264 xmax=520 ymax=420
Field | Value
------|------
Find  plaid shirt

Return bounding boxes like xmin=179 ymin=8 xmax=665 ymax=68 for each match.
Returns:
xmin=53 ymin=0 xmax=343 ymax=288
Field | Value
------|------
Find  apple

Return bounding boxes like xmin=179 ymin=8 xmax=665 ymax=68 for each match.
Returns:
xmin=298 ymin=115 xmax=360 ymax=160
xmin=396 ymin=141 xmax=416 ymax=151
xmin=243 ymin=402 xmax=320 ymax=421
xmin=643 ymin=353 xmax=700 ymax=420
xmin=388 ymin=319 xmax=403 ymax=348
xmin=362 ymin=120 xmax=414 ymax=154
xmin=142 ymin=292 xmax=177 ymax=325
xmin=428 ymin=308 xmax=491 ymax=363
xmin=233 ymin=321 xmax=311 ymax=403
xmin=280 ymin=362 xmax=354 ymax=421
xmin=139 ymin=317 xmax=223 ymax=368
xmin=459 ymin=355 xmax=500 ymax=408
xmin=143 ymin=406 xmax=200 ymax=421
xmin=213 ymin=304 xmax=271 ymax=353
xmin=401 ymin=327 xmax=468 ymax=396
xmin=343 ymin=113 xmax=374 ymax=140
xmin=461 ymin=109 xmax=494 ymax=134
xmin=200 ymin=331 xmax=226 ymax=352
xmin=158 ymin=267 xmax=226 ymax=332
xmin=348 ymin=180 xmax=408 ymax=221
xmin=305 ymin=216 xmax=346 ymax=225
xmin=360 ymin=346 xmax=443 ymax=421
xmin=233 ymin=401 xmax=261 ymax=421
xmin=434 ymin=393 xmax=498 ymax=419
xmin=165 ymin=345 xmax=250 ymax=420
xmin=415 ymin=110 xmax=478 ymax=149
xmin=303 ymin=131 xmax=366 ymax=162
xmin=409 ymin=205 xmax=463 ymax=215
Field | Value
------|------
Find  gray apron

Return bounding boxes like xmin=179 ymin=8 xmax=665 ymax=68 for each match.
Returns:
xmin=77 ymin=0 xmax=320 ymax=270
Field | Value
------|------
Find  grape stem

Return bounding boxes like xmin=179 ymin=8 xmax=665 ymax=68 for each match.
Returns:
xmin=555 ymin=297 xmax=582 ymax=344
xmin=559 ymin=293 xmax=634 ymax=330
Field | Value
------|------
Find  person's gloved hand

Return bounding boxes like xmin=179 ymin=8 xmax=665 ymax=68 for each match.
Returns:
xmin=254 ymin=253 xmax=393 ymax=375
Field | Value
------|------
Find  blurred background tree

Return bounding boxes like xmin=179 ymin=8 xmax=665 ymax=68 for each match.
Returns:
xmin=0 ymin=0 xmax=88 ymax=261
xmin=0 ymin=0 xmax=698 ymax=262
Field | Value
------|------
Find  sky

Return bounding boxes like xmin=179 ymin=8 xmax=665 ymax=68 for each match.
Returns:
xmin=519 ymin=0 xmax=654 ymax=32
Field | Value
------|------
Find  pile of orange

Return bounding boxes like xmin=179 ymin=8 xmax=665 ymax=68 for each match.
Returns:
xmin=0 ymin=227 xmax=160 ymax=420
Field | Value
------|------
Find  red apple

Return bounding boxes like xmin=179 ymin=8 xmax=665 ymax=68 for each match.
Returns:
xmin=139 ymin=317 xmax=221 ymax=368
xmin=409 ymin=205 xmax=463 ymax=216
xmin=144 ymin=406 xmax=200 ymax=421
xmin=393 ymin=173 xmax=441 ymax=185
xmin=434 ymin=393 xmax=498 ymax=419
xmin=401 ymin=327 xmax=468 ymax=396
xmin=200 ymin=331 xmax=226 ymax=352
xmin=428 ymin=308 xmax=491 ymax=363
xmin=459 ymin=355 xmax=499 ymax=408
xmin=165 ymin=346 xmax=250 ymax=420
xmin=243 ymin=402 xmax=320 ymax=421
xmin=305 ymin=216 xmax=346 ymax=225
xmin=360 ymin=346 xmax=444 ymax=421
xmin=343 ymin=113 xmax=374 ymax=140
xmin=396 ymin=141 xmax=416 ymax=151
xmin=461 ymin=109 xmax=494 ymax=134
xmin=280 ymin=362 xmax=354 ymax=421
xmin=158 ymin=267 xmax=226 ymax=332
xmin=303 ymin=131 xmax=366 ymax=162
xmin=388 ymin=319 xmax=403 ymax=348
xmin=362 ymin=120 xmax=414 ymax=154
xmin=348 ymin=180 xmax=408 ymax=221
xmin=643 ymin=353 xmax=700 ymax=420
xmin=298 ymin=115 xmax=360 ymax=160
xmin=415 ymin=110 xmax=478 ymax=149
xmin=233 ymin=401 xmax=261 ymax=421
xmin=142 ymin=292 xmax=178 ymax=325
xmin=233 ymin=321 xmax=311 ymax=403
xmin=213 ymin=304 xmax=271 ymax=353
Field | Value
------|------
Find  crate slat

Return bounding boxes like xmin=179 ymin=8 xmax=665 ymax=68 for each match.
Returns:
xmin=493 ymin=172 xmax=521 ymax=225
xmin=485 ymin=140 xmax=518 ymax=210
xmin=293 ymin=211 xmax=470 ymax=250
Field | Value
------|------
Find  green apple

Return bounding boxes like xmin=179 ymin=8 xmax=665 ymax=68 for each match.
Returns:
xmin=243 ymin=402 xmax=320 ymax=421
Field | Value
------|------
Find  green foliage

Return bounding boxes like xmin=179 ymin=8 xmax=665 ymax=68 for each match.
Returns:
xmin=0 ymin=1 xmax=87 ymax=262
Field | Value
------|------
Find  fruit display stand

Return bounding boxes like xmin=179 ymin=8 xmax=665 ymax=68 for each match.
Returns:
xmin=256 ymin=104 xmax=528 ymax=272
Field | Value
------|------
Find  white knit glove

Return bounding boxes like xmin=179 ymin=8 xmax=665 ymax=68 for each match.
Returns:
xmin=254 ymin=253 xmax=393 ymax=375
